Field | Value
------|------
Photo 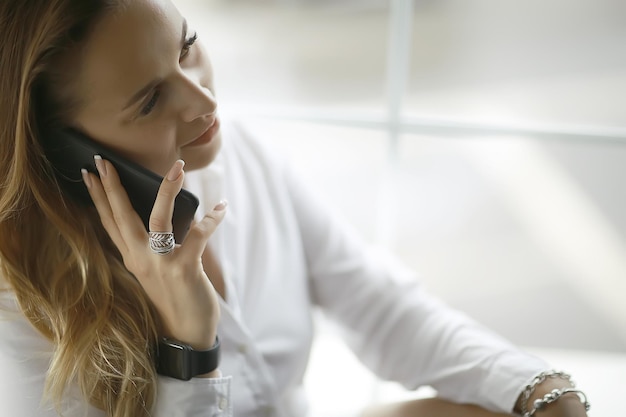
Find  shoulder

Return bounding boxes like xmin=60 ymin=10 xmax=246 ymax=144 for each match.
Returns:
xmin=220 ymin=117 xmax=289 ymax=173
xmin=0 ymin=289 xmax=53 ymax=358
xmin=0 ymin=289 xmax=64 ymax=416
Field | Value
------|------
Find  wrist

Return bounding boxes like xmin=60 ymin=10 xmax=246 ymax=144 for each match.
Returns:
xmin=186 ymin=330 xmax=218 ymax=351
xmin=544 ymin=393 xmax=590 ymax=417
xmin=197 ymin=369 xmax=222 ymax=379
xmin=161 ymin=318 xmax=219 ymax=351
xmin=515 ymin=370 xmax=590 ymax=417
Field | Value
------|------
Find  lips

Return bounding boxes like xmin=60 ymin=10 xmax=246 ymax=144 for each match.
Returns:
xmin=184 ymin=116 xmax=220 ymax=148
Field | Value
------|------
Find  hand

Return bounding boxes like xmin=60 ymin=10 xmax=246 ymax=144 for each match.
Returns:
xmin=82 ymin=157 xmax=226 ymax=350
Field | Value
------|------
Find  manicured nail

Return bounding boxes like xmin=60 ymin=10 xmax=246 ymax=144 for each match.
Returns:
xmin=94 ymin=155 xmax=106 ymax=177
xmin=167 ymin=160 xmax=185 ymax=181
xmin=81 ymin=169 xmax=92 ymax=188
xmin=213 ymin=199 xmax=228 ymax=211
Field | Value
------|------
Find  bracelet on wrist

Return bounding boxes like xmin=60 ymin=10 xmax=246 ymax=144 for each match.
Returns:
xmin=520 ymin=370 xmax=572 ymax=415
xmin=520 ymin=370 xmax=590 ymax=417
xmin=525 ymin=388 xmax=590 ymax=417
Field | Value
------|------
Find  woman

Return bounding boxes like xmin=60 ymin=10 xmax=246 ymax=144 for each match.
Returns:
xmin=0 ymin=0 xmax=590 ymax=416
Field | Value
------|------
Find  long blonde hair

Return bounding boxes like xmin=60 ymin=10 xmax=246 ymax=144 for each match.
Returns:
xmin=0 ymin=1 xmax=160 ymax=415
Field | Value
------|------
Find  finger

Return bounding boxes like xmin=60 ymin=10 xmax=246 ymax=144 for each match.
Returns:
xmin=93 ymin=155 xmax=146 ymax=243
xmin=149 ymin=160 xmax=185 ymax=233
xmin=81 ymin=168 xmax=129 ymax=256
xmin=178 ymin=201 xmax=228 ymax=262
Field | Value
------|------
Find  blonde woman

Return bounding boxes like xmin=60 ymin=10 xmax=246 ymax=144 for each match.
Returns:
xmin=0 ymin=1 xmax=590 ymax=416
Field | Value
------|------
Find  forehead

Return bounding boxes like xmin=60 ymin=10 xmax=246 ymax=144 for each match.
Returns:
xmin=75 ymin=0 xmax=182 ymax=113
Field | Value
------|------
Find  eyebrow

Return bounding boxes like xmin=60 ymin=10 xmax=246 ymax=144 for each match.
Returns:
xmin=122 ymin=19 xmax=188 ymax=111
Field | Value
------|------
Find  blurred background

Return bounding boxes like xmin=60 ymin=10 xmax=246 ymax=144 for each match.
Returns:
xmin=176 ymin=0 xmax=625 ymax=414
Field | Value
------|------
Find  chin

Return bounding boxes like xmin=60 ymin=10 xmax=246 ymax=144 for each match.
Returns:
xmin=180 ymin=132 xmax=223 ymax=172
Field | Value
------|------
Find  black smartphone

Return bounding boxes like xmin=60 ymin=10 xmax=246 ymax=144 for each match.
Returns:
xmin=43 ymin=128 xmax=199 ymax=243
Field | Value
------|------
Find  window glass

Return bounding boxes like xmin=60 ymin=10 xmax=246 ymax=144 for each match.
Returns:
xmin=406 ymin=0 xmax=626 ymax=128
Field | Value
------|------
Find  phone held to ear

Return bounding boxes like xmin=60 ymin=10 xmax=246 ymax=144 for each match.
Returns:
xmin=43 ymin=128 xmax=199 ymax=243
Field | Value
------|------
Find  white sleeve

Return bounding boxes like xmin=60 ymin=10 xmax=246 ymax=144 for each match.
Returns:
xmin=283 ymin=168 xmax=549 ymax=414
xmin=154 ymin=376 xmax=232 ymax=417
xmin=0 ymin=293 xmax=232 ymax=417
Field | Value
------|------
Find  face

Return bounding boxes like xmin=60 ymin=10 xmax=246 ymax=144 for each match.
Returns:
xmin=70 ymin=0 xmax=221 ymax=176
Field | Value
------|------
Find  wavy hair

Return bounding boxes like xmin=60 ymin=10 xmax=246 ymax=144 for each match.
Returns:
xmin=0 ymin=1 xmax=160 ymax=415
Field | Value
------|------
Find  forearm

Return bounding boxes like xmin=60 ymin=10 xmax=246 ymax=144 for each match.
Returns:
xmin=361 ymin=389 xmax=588 ymax=417
xmin=362 ymin=398 xmax=512 ymax=417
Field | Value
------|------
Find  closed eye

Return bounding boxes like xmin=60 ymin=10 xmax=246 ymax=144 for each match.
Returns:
xmin=140 ymin=89 xmax=161 ymax=116
xmin=180 ymin=32 xmax=198 ymax=60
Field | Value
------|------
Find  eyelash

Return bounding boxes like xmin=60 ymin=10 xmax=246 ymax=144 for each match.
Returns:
xmin=140 ymin=89 xmax=161 ymax=116
xmin=180 ymin=32 xmax=198 ymax=60
xmin=139 ymin=32 xmax=198 ymax=117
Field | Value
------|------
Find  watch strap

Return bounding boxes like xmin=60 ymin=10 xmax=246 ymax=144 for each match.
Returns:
xmin=190 ymin=336 xmax=220 ymax=376
xmin=156 ymin=336 xmax=220 ymax=380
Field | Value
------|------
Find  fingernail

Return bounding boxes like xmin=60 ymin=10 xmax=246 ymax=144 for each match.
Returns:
xmin=94 ymin=155 xmax=106 ymax=177
xmin=213 ymin=199 xmax=228 ymax=211
xmin=81 ymin=169 xmax=92 ymax=188
xmin=167 ymin=160 xmax=185 ymax=181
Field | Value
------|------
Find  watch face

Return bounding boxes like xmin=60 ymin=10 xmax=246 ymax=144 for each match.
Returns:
xmin=158 ymin=341 xmax=191 ymax=381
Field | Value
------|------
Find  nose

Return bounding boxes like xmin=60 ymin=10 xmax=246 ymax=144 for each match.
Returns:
xmin=175 ymin=69 xmax=217 ymax=123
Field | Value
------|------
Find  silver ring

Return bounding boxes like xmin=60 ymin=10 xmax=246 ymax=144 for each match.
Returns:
xmin=148 ymin=232 xmax=175 ymax=255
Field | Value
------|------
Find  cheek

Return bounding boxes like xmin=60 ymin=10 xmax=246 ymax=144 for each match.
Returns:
xmin=73 ymin=102 xmax=181 ymax=176
xmin=118 ymin=123 xmax=180 ymax=176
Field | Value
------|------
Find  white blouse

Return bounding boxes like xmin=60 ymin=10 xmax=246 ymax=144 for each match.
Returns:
xmin=0 ymin=119 xmax=549 ymax=417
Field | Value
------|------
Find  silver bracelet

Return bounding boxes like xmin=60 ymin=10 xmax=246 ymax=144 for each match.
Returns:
xmin=525 ymin=388 xmax=590 ymax=417
xmin=520 ymin=370 xmax=573 ymax=415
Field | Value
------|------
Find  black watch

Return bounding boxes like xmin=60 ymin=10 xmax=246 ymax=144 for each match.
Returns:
xmin=156 ymin=336 xmax=220 ymax=381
